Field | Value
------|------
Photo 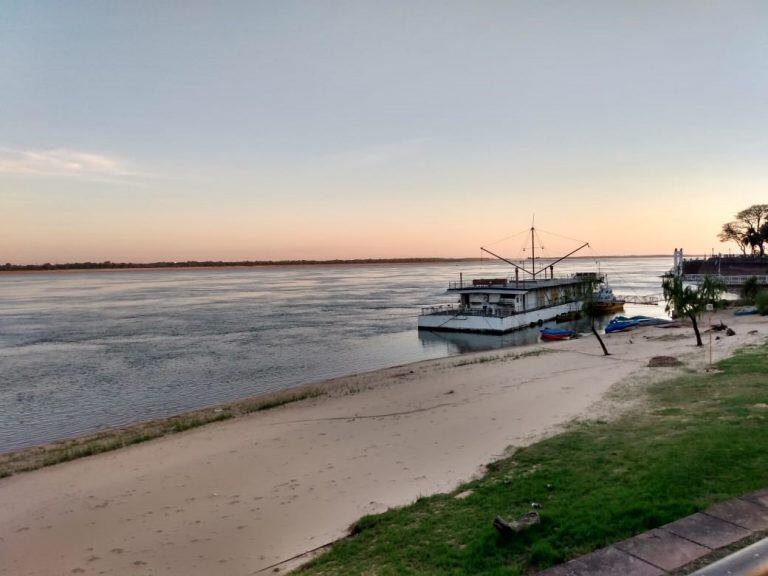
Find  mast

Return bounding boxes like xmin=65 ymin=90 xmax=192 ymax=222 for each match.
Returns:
xmin=481 ymin=220 xmax=588 ymax=280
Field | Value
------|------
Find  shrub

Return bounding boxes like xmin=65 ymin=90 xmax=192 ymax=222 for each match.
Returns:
xmin=756 ymin=290 xmax=768 ymax=315
xmin=741 ymin=276 xmax=760 ymax=304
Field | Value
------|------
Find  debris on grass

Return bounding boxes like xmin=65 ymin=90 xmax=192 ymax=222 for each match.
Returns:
xmin=648 ymin=356 xmax=683 ymax=367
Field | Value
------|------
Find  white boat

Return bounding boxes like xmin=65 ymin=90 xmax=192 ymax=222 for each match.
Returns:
xmin=418 ymin=227 xmax=602 ymax=334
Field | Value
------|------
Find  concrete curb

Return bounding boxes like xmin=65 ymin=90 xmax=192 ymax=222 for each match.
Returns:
xmin=538 ymin=489 xmax=768 ymax=576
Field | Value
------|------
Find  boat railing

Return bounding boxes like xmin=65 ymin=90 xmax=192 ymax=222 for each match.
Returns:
xmin=447 ymin=274 xmax=603 ymax=290
xmin=420 ymin=299 xmax=580 ymax=318
xmin=419 ymin=305 xmax=514 ymax=318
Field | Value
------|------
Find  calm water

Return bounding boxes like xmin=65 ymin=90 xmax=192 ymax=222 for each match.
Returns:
xmin=0 ymin=257 xmax=670 ymax=452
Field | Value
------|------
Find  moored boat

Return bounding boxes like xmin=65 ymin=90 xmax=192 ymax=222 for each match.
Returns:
xmin=590 ymin=284 xmax=625 ymax=314
xmin=418 ymin=225 xmax=602 ymax=335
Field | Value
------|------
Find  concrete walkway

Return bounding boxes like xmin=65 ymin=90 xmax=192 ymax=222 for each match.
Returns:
xmin=689 ymin=536 xmax=768 ymax=575
xmin=538 ymin=489 xmax=768 ymax=575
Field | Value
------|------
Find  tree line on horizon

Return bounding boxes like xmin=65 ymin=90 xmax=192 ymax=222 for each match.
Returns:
xmin=718 ymin=204 xmax=768 ymax=256
xmin=0 ymin=258 xmax=475 ymax=272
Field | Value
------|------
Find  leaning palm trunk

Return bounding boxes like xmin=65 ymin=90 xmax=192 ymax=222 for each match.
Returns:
xmin=689 ymin=313 xmax=703 ymax=346
xmin=591 ymin=319 xmax=610 ymax=356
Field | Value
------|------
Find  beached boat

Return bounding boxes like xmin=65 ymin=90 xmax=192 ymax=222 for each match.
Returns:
xmin=734 ymin=306 xmax=759 ymax=316
xmin=605 ymin=318 xmax=639 ymax=333
xmin=540 ymin=327 xmax=577 ymax=341
xmin=418 ymin=226 xmax=603 ymax=334
xmin=613 ymin=315 xmax=674 ymax=327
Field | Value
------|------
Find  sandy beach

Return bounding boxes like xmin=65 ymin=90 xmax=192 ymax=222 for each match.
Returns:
xmin=1 ymin=314 xmax=765 ymax=576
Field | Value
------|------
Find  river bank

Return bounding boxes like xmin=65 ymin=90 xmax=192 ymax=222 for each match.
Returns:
xmin=0 ymin=257 xmax=672 ymax=453
xmin=1 ymin=313 xmax=764 ymax=575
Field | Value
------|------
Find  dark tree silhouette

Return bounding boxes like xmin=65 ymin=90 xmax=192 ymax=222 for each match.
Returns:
xmin=718 ymin=205 xmax=768 ymax=256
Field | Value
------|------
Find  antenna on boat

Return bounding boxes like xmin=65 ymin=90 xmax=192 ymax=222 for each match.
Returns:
xmin=531 ymin=214 xmax=535 ymax=277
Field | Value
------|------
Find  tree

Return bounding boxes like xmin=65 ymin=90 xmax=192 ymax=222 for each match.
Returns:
xmin=662 ymin=275 xmax=725 ymax=347
xmin=737 ymin=204 xmax=768 ymax=256
xmin=746 ymin=227 xmax=764 ymax=256
xmin=718 ymin=205 xmax=768 ymax=256
xmin=736 ymin=204 xmax=768 ymax=232
xmin=582 ymin=296 xmax=610 ymax=356
xmin=718 ymin=221 xmax=750 ymax=255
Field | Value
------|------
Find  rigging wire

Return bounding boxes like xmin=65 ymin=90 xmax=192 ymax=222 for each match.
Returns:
xmin=482 ymin=228 xmax=530 ymax=248
xmin=535 ymin=228 xmax=590 ymax=245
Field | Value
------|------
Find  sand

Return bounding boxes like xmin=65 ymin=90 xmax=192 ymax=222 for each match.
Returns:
xmin=1 ymin=313 xmax=765 ymax=576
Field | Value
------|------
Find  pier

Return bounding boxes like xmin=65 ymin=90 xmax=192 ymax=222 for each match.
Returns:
xmin=616 ymin=294 xmax=661 ymax=305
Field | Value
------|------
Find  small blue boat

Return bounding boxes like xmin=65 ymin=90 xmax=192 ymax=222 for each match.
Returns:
xmin=613 ymin=315 xmax=673 ymax=326
xmin=540 ymin=327 xmax=576 ymax=341
xmin=735 ymin=307 xmax=759 ymax=316
xmin=605 ymin=319 xmax=639 ymax=333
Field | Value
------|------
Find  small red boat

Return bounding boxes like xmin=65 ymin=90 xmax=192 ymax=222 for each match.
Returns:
xmin=540 ymin=328 xmax=576 ymax=341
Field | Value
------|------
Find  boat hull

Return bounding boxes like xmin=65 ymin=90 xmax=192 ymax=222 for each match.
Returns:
xmin=417 ymin=301 xmax=583 ymax=334
xmin=540 ymin=328 xmax=576 ymax=341
xmin=592 ymin=301 xmax=625 ymax=313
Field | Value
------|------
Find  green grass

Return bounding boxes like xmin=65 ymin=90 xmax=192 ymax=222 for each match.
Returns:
xmin=453 ymin=349 xmax=551 ymax=367
xmin=298 ymin=342 xmax=768 ymax=576
xmin=247 ymin=390 xmax=323 ymax=412
xmin=0 ymin=412 xmax=235 ymax=477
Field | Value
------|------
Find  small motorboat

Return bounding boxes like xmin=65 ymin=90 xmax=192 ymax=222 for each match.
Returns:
xmin=613 ymin=315 xmax=674 ymax=327
xmin=735 ymin=306 xmax=759 ymax=316
xmin=540 ymin=327 xmax=577 ymax=341
xmin=605 ymin=318 xmax=639 ymax=333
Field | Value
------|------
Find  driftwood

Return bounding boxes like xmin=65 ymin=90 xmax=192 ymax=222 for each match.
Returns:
xmin=493 ymin=511 xmax=540 ymax=536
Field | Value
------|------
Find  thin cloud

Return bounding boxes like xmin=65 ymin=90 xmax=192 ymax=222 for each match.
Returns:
xmin=315 ymin=138 xmax=428 ymax=170
xmin=0 ymin=147 xmax=137 ymax=178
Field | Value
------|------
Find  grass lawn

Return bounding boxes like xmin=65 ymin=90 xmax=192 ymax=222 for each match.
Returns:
xmin=298 ymin=342 xmax=768 ymax=575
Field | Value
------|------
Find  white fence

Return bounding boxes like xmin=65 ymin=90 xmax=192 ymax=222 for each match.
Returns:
xmin=682 ymin=274 xmax=768 ymax=286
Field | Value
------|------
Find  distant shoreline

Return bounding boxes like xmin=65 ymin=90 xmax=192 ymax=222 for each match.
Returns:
xmin=1 ymin=254 xmax=676 ymax=274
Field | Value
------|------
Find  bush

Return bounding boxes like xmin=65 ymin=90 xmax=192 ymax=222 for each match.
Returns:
xmin=756 ymin=290 xmax=768 ymax=315
xmin=741 ymin=276 xmax=760 ymax=304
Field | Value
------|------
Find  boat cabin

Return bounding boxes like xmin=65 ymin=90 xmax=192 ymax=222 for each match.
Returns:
xmin=448 ymin=273 xmax=601 ymax=318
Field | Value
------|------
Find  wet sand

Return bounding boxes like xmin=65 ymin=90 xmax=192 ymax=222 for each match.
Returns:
xmin=1 ymin=313 xmax=765 ymax=575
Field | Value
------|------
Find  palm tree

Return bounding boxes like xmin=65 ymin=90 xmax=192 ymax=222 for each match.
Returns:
xmin=661 ymin=275 xmax=724 ymax=346
xmin=582 ymin=295 xmax=610 ymax=356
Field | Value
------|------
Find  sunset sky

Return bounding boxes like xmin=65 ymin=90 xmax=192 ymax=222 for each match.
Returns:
xmin=2 ymin=1 xmax=767 ymax=263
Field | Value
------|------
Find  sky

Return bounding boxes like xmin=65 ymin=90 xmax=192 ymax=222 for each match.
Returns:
xmin=2 ymin=1 xmax=768 ymax=263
